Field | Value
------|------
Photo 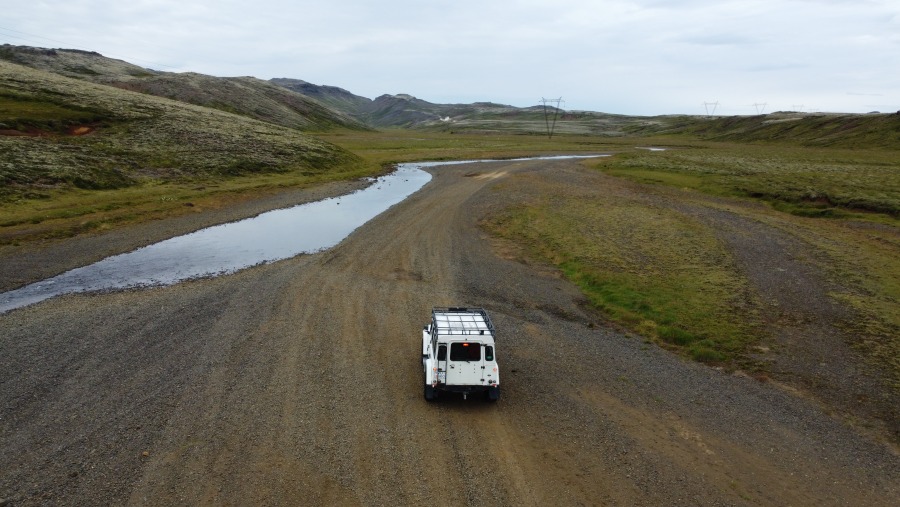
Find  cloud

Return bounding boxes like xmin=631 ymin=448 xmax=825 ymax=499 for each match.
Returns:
xmin=2 ymin=0 xmax=898 ymax=114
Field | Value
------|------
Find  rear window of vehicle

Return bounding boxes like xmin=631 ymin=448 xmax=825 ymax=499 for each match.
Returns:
xmin=450 ymin=342 xmax=481 ymax=361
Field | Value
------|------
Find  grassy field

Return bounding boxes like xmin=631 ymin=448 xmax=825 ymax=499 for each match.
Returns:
xmin=481 ymin=141 xmax=898 ymax=383
xmin=482 ymin=174 xmax=760 ymax=365
xmin=595 ymin=144 xmax=899 ymax=358
xmin=600 ymin=143 xmax=900 ymax=220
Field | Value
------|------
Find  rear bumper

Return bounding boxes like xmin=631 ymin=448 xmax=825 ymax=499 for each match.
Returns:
xmin=433 ymin=384 xmax=496 ymax=394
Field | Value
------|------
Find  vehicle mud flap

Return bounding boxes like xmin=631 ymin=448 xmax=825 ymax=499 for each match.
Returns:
xmin=486 ymin=386 xmax=500 ymax=402
xmin=424 ymin=384 xmax=437 ymax=402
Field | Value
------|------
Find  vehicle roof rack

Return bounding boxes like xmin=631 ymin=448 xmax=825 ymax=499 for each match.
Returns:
xmin=431 ymin=307 xmax=495 ymax=335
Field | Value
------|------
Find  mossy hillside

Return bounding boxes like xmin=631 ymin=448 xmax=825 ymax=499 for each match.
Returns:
xmin=0 ymin=61 xmax=360 ymax=193
xmin=645 ymin=113 xmax=900 ymax=150
xmin=0 ymin=60 xmax=367 ymax=243
xmin=0 ymin=90 xmax=107 ymax=128
xmin=112 ymin=74 xmax=368 ymax=132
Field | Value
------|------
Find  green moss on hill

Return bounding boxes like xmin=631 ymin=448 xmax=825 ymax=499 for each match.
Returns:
xmin=0 ymin=61 xmax=362 ymax=201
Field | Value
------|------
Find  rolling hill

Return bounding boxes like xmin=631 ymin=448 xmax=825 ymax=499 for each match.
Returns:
xmin=0 ymin=45 xmax=368 ymax=132
xmin=0 ymin=58 xmax=361 ymax=200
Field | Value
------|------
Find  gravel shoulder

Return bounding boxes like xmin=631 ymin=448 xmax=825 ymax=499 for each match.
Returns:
xmin=1 ymin=159 xmax=898 ymax=506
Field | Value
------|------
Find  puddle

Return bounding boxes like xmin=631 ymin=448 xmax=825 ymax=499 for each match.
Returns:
xmin=0 ymin=155 xmax=605 ymax=313
xmin=636 ymin=147 xmax=667 ymax=151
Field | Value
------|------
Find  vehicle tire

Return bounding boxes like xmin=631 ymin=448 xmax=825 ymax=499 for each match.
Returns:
xmin=486 ymin=386 xmax=500 ymax=402
xmin=424 ymin=385 xmax=436 ymax=402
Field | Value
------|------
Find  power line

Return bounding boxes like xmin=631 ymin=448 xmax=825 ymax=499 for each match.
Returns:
xmin=0 ymin=25 xmax=179 ymax=70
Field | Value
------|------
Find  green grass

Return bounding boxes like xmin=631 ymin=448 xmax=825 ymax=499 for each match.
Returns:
xmin=591 ymin=143 xmax=899 ymax=383
xmin=598 ymin=143 xmax=900 ymax=221
xmin=482 ymin=180 xmax=760 ymax=365
xmin=0 ymin=92 xmax=108 ymax=128
xmin=480 ymin=139 xmax=898 ymax=379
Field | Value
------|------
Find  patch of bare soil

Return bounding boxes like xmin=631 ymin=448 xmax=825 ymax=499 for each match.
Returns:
xmin=0 ymin=159 xmax=898 ymax=506
xmin=66 ymin=125 xmax=94 ymax=136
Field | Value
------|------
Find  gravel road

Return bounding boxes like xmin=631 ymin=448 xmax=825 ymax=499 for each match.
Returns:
xmin=1 ymin=158 xmax=898 ymax=506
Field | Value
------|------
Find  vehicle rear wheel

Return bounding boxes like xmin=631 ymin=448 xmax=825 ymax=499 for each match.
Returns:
xmin=424 ymin=385 xmax=436 ymax=402
xmin=486 ymin=386 xmax=500 ymax=402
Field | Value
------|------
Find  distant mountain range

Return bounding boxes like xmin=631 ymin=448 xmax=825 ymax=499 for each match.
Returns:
xmin=270 ymin=77 xmax=625 ymax=130
xmin=2 ymin=44 xmax=897 ymax=145
xmin=0 ymin=44 xmax=629 ymax=132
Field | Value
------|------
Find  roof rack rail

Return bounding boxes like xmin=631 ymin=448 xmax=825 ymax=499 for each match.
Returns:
xmin=431 ymin=307 xmax=495 ymax=335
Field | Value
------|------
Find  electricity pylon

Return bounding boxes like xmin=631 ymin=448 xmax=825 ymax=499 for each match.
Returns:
xmin=540 ymin=97 xmax=563 ymax=139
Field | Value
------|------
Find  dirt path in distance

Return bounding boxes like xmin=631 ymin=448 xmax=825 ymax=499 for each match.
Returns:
xmin=1 ymin=159 xmax=898 ymax=506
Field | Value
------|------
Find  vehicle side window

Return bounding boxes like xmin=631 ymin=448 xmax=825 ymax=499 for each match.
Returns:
xmin=485 ymin=346 xmax=494 ymax=362
xmin=437 ymin=345 xmax=447 ymax=361
xmin=450 ymin=342 xmax=481 ymax=361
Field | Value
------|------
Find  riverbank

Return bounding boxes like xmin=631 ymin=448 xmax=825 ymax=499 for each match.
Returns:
xmin=0 ymin=177 xmax=371 ymax=293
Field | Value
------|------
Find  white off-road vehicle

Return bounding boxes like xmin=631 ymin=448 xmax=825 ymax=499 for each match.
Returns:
xmin=422 ymin=307 xmax=500 ymax=402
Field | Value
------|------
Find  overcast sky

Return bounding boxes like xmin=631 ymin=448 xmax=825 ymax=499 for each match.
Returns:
xmin=2 ymin=0 xmax=898 ymax=115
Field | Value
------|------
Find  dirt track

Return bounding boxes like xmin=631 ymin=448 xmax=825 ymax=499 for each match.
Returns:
xmin=1 ymin=159 xmax=898 ymax=506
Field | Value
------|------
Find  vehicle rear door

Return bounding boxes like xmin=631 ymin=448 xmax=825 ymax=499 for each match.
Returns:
xmin=447 ymin=341 xmax=482 ymax=385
